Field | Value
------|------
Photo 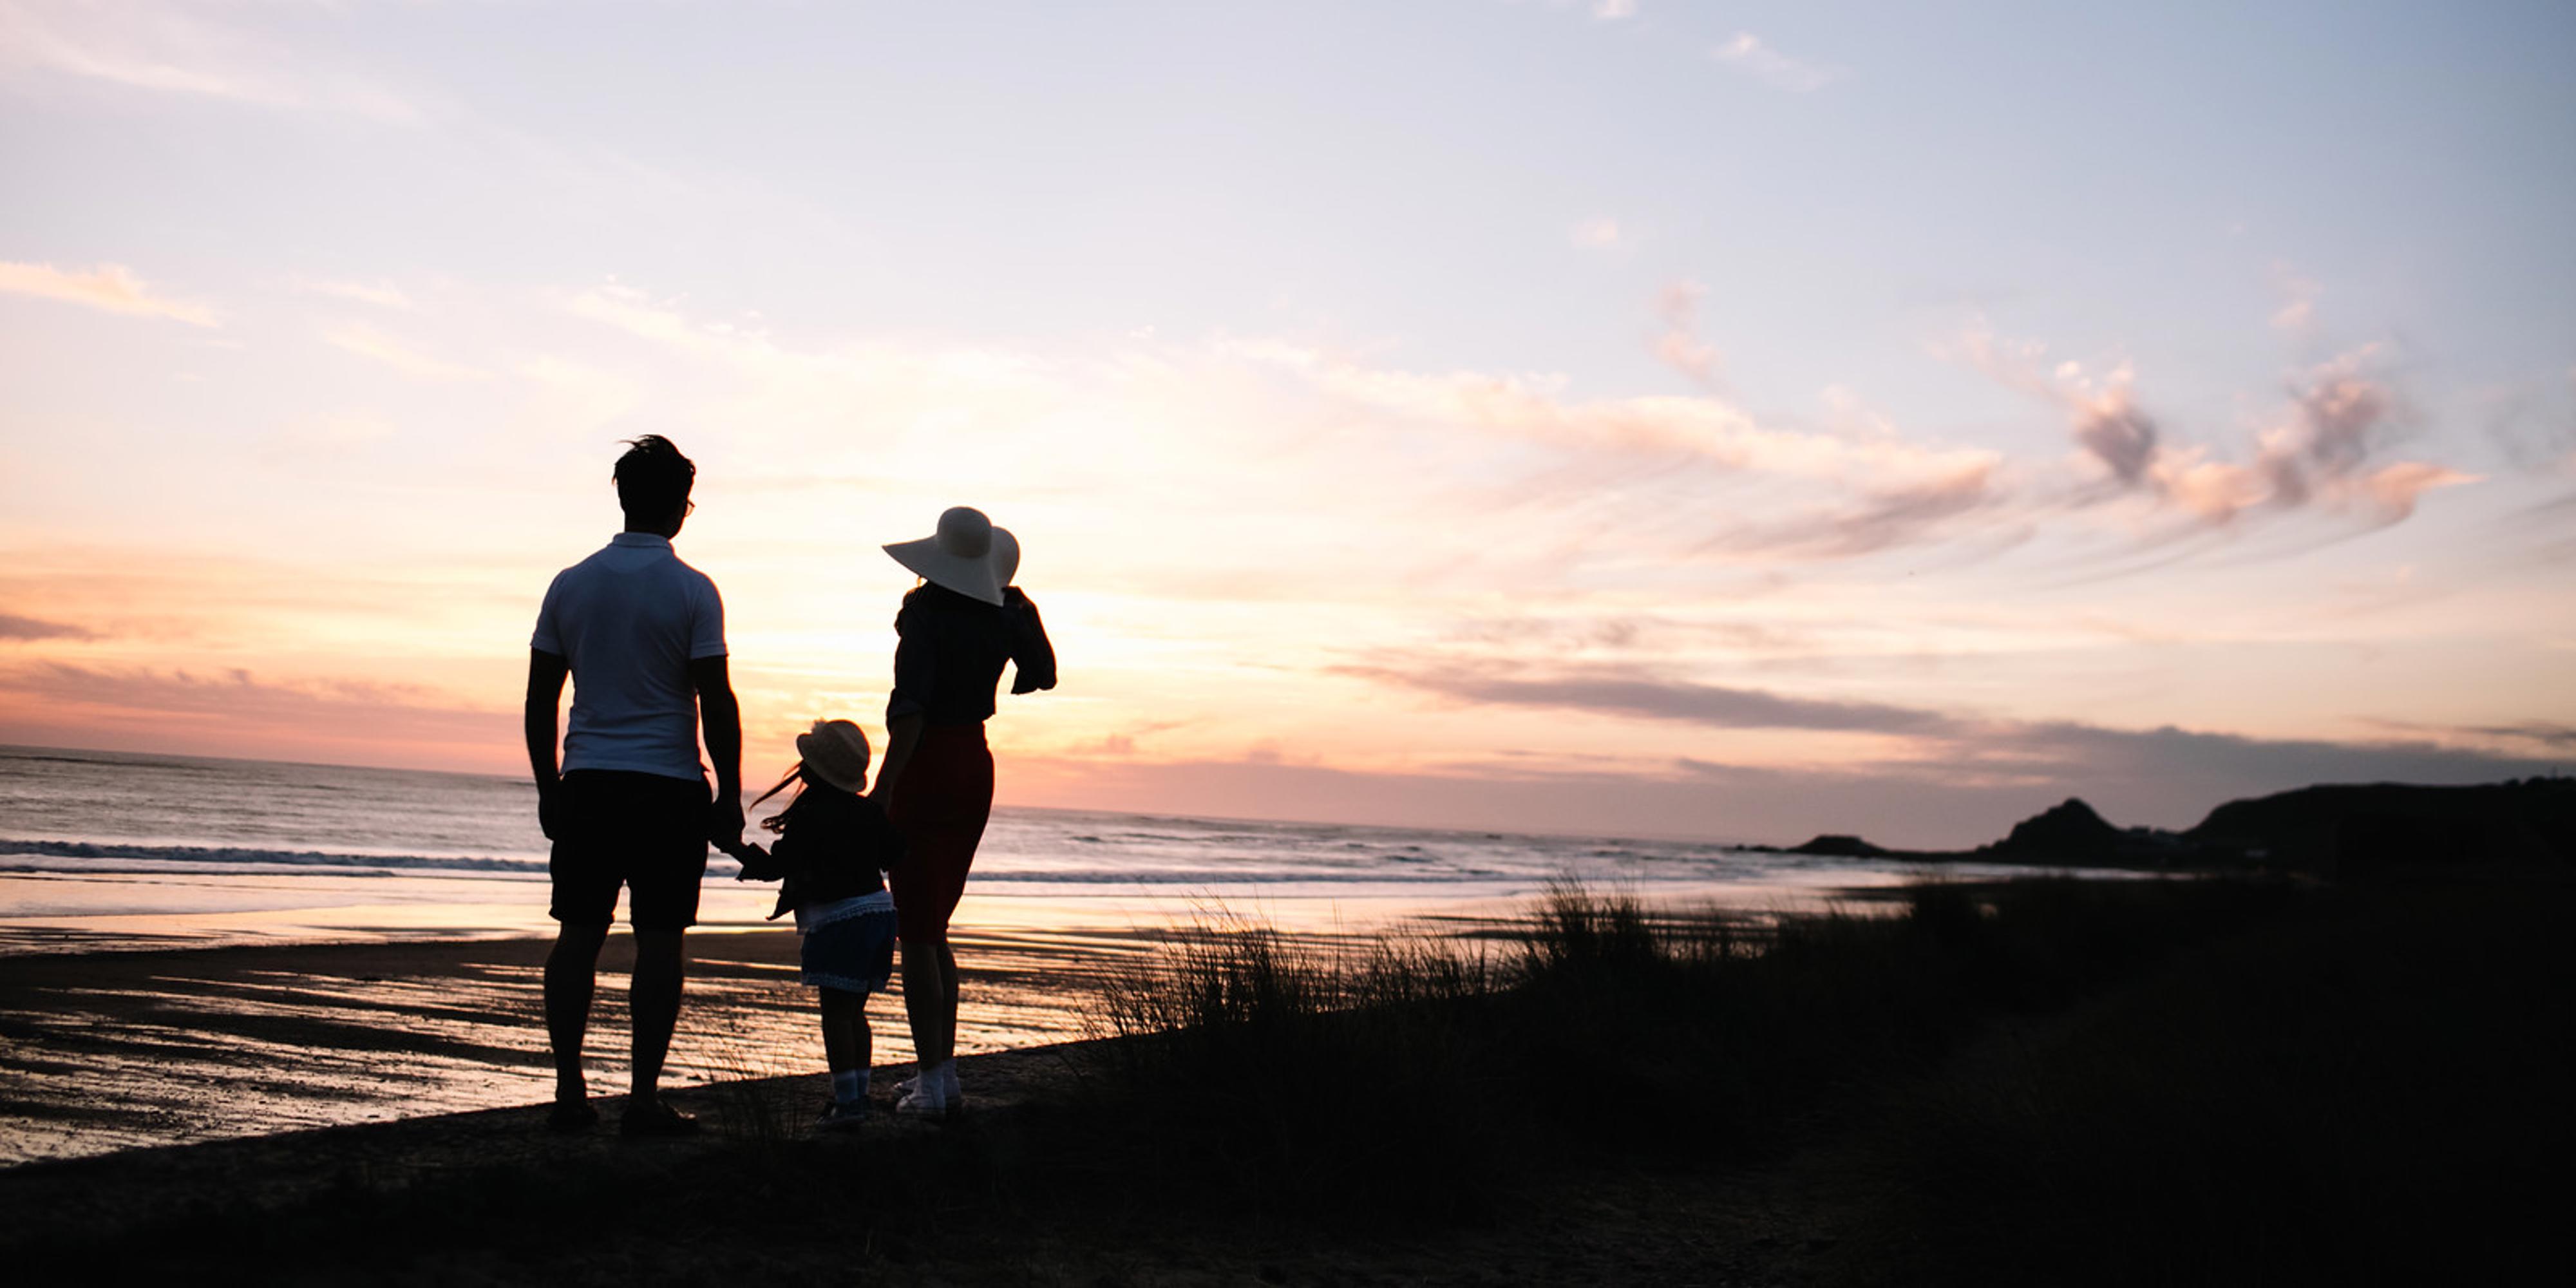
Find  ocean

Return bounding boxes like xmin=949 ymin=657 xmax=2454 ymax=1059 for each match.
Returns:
xmin=0 ymin=743 xmax=2105 ymax=953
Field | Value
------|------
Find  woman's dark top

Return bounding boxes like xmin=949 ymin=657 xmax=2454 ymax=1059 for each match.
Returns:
xmin=886 ymin=583 xmax=1057 ymax=727
xmin=740 ymin=787 xmax=905 ymax=922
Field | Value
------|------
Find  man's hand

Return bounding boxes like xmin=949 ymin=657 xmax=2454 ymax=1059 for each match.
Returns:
xmin=721 ymin=838 xmax=773 ymax=880
xmin=537 ymin=784 xmax=565 ymax=841
xmin=706 ymin=795 xmax=746 ymax=851
xmin=525 ymin=649 xmax=571 ymax=840
xmin=688 ymin=653 xmax=744 ymax=857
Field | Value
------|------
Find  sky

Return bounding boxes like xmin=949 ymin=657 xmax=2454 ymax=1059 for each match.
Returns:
xmin=3 ymin=0 xmax=2572 ymax=848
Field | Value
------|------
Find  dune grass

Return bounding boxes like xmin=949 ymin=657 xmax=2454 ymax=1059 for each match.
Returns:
xmin=1057 ymin=874 xmax=2302 ymax=1226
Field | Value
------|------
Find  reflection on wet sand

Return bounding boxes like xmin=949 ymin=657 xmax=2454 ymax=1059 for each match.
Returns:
xmin=0 ymin=875 xmax=1932 ymax=1168
xmin=0 ymin=922 xmax=1351 ymax=1166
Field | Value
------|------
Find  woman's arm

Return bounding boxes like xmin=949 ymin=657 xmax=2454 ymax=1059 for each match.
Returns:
xmin=873 ymin=710 xmax=924 ymax=802
xmin=1005 ymin=588 xmax=1057 ymax=694
xmin=878 ymin=592 xmax=933 ymax=800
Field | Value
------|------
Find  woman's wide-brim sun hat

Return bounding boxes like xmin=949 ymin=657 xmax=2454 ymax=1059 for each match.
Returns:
xmin=884 ymin=506 xmax=1019 ymax=607
xmin=795 ymin=719 xmax=872 ymax=793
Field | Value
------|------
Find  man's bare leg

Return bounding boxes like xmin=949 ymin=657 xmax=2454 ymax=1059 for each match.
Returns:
xmin=628 ymin=927 xmax=686 ymax=1106
xmin=544 ymin=921 xmax=611 ymax=1104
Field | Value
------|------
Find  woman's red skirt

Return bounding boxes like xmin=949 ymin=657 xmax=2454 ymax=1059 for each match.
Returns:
xmin=886 ymin=722 xmax=994 ymax=941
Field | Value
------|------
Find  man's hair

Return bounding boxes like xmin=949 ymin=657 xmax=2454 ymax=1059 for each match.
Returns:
xmin=613 ymin=435 xmax=696 ymax=520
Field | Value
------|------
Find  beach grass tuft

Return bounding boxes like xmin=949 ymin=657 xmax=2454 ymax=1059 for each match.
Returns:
xmin=1065 ymin=873 xmax=2306 ymax=1225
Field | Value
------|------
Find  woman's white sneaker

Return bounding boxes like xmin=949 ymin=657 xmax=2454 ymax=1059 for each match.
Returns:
xmin=894 ymin=1062 xmax=963 ymax=1110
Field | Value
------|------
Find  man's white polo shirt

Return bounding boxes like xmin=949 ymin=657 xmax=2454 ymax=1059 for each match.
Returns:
xmin=532 ymin=533 xmax=726 ymax=782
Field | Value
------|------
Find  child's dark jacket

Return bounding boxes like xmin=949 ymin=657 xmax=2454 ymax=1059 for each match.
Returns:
xmin=738 ymin=788 xmax=905 ymax=922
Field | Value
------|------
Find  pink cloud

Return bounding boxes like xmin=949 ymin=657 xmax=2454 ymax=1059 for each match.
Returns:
xmin=1949 ymin=322 xmax=2471 ymax=530
xmin=1712 ymin=32 xmax=1842 ymax=93
xmin=0 ymin=261 xmax=216 ymax=326
xmin=1653 ymin=281 xmax=1723 ymax=388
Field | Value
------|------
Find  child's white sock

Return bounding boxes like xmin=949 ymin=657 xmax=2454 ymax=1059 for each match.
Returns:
xmin=833 ymin=1069 xmax=868 ymax=1106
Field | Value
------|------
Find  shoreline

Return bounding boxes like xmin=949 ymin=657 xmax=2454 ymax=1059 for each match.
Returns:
xmin=0 ymin=924 xmax=1157 ymax=1168
xmin=0 ymin=876 xmax=2133 ymax=1168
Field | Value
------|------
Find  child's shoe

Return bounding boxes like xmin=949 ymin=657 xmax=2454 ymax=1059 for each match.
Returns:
xmin=618 ymin=1099 xmax=699 ymax=1137
xmin=816 ymin=1099 xmax=870 ymax=1132
xmin=545 ymin=1096 xmax=600 ymax=1133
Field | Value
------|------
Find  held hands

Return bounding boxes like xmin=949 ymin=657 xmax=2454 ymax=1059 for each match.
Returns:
xmin=721 ymin=838 xmax=779 ymax=882
xmin=706 ymin=795 xmax=746 ymax=851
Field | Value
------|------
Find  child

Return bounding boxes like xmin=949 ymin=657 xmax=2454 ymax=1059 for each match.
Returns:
xmin=725 ymin=719 xmax=906 ymax=1130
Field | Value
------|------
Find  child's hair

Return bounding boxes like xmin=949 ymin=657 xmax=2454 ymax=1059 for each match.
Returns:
xmin=748 ymin=762 xmax=806 ymax=835
xmin=750 ymin=719 xmax=872 ymax=834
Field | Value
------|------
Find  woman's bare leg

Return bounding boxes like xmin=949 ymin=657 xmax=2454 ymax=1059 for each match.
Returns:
xmin=900 ymin=932 xmax=956 ymax=1072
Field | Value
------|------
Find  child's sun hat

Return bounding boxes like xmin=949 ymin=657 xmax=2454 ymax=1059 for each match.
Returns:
xmin=884 ymin=506 xmax=1019 ymax=607
xmin=795 ymin=719 xmax=872 ymax=793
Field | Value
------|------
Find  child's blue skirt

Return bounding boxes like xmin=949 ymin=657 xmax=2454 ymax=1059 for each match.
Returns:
xmin=800 ymin=907 xmax=896 ymax=994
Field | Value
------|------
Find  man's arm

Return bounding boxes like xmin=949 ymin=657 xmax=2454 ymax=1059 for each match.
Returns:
xmin=524 ymin=649 xmax=571 ymax=838
xmin=690 ymin=654 xmax=745 ymax=849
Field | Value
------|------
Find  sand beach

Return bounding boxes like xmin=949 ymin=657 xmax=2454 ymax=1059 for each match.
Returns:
xmin=0 ymin=923 xmax=1171 ymax=1166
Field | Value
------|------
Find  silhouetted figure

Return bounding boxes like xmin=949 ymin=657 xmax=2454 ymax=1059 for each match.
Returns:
xmin=727 ymin=720 xmax=906 ymax=1130
xmin=524 ymin=435 xmax=744 ymax=1135
xmin=873 ymin=506 xmax=1055 ymax=1117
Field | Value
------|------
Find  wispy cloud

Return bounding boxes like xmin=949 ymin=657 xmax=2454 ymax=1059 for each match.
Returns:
xmin=1343 ymin=657 xmax=2563 ymax=815
xmin=0 ymin=661 xmax=506 ymax=764
xmin=1224 ymin=339 xmax=1989 ymax=493
xmin=0 ymin=260 xmax=216 ymax=326
xmin=2369 ymin=718 xmax=2576 ymax=753
xmin=0 ymin=612 xmax=93 ymax=643
xmin=0 ymin=0 xmax=426 ymax=123
xmin=1652 ymin=280 xmax=1723 ymax=388
xmin=562 ymin=283 xmax=730 ymax=358
xmin=298 ymin=278 xmax=413 ymax=310
xmin=323 ymin=324 xmax=487 ymax=382
xmin=1708 ymin=463 xmax=2004 ymax=559
xmin=1712 ymin=32 xmax=1842 ymax=92
xmin=1592 ymin=1 xmax=1638 ymax=21
xmin=1338 ymin=659 xmax=1964 ymax=735
xmin=1569 ymin=216 xmax=1624 ymax=251
xmin=2269 ymin=262 xmax=2322 ymax=334
xmin=1007 ymin=683 xmax=2564 ymax=848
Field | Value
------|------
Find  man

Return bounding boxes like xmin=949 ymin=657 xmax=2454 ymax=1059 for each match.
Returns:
xmin=525 ymin=435 xmax=744 ymax=1135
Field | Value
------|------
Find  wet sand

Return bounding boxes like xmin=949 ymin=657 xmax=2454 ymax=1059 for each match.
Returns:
xmin=0 ymin=924 xmax=1183 ymax=1166
xmin=0 ymin=1035 xmax=1128 ymax=1264
xmin=0 ymin=889 xmax=1837 ymax=1168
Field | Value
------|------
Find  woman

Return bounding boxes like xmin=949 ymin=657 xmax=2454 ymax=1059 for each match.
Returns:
xmin=873 ymin=505 xmax=1056 ymax=1117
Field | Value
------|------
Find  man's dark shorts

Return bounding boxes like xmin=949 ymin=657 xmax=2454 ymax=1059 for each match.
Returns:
xmin=549 ymin=770 xmax=711 ymax=931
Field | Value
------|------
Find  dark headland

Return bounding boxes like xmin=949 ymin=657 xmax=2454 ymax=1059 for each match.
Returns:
xmin=1765 ymin=776 xmax=2576 ymax=873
